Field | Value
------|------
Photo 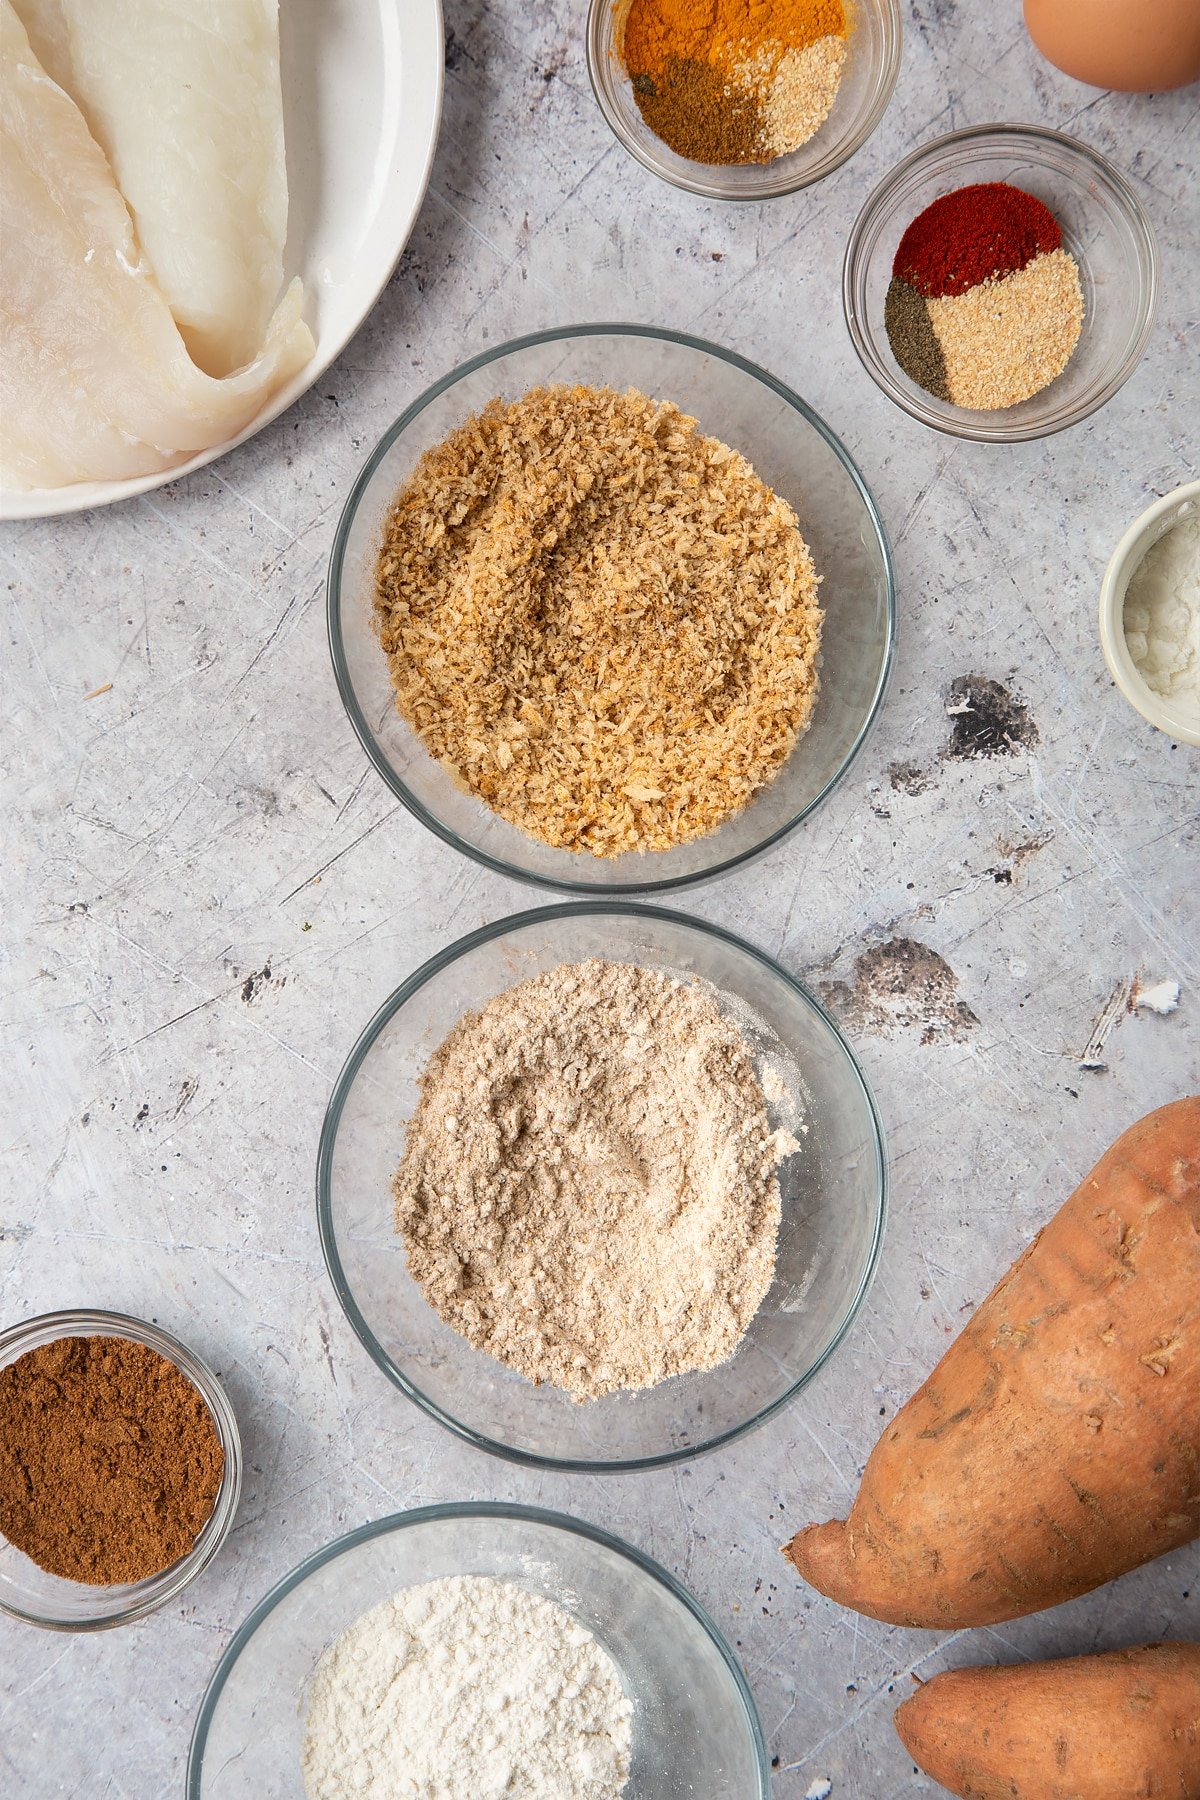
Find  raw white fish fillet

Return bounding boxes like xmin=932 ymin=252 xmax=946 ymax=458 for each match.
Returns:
xmin=15 ymin=0 xmax=291 ymax=376
xmin=0 ymin=2 xmax=313 ymax=490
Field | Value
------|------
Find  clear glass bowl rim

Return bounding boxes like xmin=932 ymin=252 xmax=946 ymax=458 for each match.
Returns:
xmin=185 ymin=1499 xmax=771 ymax=1800
xmin=583 ymin=0 xmax=904 ymax=200
xmin=326 ymin=321 xmax=896 ymax=897
xmin=841 ymin=121 xmax=1160 ymax=443
xmin=316 ymin=900 xmax=889 ymax=1473
xmin=0 ymin=1307 xmax=242 ymax=1631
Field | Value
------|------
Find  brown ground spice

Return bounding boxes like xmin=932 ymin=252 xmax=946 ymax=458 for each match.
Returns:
xmin=0 ymin=1334 xmax=224 ymax=1584
xmin=373 ymin=383 xmax=823 ymax=858
xmin=633 ymin=57 xmax=764 ymax=164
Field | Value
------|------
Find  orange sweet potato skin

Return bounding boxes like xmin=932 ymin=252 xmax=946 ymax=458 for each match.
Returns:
xmin=786 ymin=1097 xmax=1200 ymax=1626
xmin=894 ymin=1642 xmax=1200 ymax=1800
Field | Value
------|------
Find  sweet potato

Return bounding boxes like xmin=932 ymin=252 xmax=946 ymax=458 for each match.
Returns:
xmin=785 ymin=1097 xmax=1200 ymax=1626
xmin=894 ymin=1641 xmax=1200 ymax=1800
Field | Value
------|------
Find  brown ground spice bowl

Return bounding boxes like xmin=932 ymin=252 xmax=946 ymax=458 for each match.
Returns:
xmin=0 ymin=1310 xmax=241 ymax=1630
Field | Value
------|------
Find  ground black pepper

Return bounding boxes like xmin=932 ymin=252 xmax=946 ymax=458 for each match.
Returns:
xmin=884 ymin=279 xmax=950 ymax=402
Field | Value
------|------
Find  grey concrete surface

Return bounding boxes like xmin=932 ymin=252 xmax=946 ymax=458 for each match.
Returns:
xmin=2 ymin=2 xmax=1197 ymax=1795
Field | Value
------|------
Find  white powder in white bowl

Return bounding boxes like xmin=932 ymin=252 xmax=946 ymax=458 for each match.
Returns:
xmin=302 ymin=1575 xmax=633 ymax=1800
xmin=1122 ymin=512 xmax=1200 ymax=723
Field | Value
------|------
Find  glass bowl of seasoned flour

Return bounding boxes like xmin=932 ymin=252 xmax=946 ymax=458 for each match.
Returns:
xmin=188 ymin=1503 xmax=769 ymax=1799
xmin=317 ymin=903 xmax=887 ymax=1471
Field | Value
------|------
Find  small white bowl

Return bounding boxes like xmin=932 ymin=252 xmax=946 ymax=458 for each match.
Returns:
xmin=1099 ymin=481 xmax=1200 ymax=748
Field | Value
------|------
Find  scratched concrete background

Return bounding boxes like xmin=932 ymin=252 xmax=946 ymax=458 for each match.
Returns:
xmin=2 ymin=2 xmax=1198 ymax=1794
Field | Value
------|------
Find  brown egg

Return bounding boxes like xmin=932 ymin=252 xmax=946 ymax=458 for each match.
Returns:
xmin=1024 ymin=0 xmax=1200 ymax=91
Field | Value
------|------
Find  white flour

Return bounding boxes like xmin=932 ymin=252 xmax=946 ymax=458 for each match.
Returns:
xmin=301 ymin=1575 xmax=633 ymax=1800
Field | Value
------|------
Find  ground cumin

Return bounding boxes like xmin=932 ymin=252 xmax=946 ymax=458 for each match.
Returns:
xmin=0 ymin=1334 xmax=224 ymax=1584
xmin=633 ymin=56 xmax=763 ymax=164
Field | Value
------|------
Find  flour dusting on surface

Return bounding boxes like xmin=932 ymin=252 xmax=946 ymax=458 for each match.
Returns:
xmin=1134 ymin=977 xmax=1181 ymax=1016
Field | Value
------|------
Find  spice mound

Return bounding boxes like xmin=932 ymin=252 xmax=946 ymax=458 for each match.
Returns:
xmin=303 ymin=1576 xmax=633 ymax=1800
xmin=1123 ymin=511 xmax=1200 ymax=723
xmin=374 ymin=383 xmax=823 ymax=858
xmin=0 ymin=1333 xmax=224 ymax=1585
xmin=620 ymin=0 xmax=850 ymax=165
xmin=884 ymin=183 xmax=1084 ymax=410
xmin=394 ymin=960 xmax=797 ymax=1400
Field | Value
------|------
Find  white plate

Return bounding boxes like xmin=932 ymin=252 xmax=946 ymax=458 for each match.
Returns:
xmin=1 ymin=0 xmax=444 ymax=521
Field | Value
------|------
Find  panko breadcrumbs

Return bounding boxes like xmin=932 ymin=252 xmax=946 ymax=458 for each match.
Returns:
xmin=373 ymin=383 xmax=823 ymax=857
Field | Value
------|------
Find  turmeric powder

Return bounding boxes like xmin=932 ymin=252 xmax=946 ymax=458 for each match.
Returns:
xmin=624 ymin=0 xmax=847 ymax=76
xmin=620 ymin=0 xmax=850 ymax=166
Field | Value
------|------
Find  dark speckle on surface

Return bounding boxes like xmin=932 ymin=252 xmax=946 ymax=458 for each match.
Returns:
xmin=819 ymin=937 xmax=978 ymax=1042
xmin=241 ymin=963 xmax=271 ymax=1003
xmin=888 ymin=759 xmax=937 ymax=795
xmin=945 ymin=675 xmax=1038 ymax=760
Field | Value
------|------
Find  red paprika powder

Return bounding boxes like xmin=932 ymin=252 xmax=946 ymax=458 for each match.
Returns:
xmin=893 ymin=182 xmax=1062 ymax=298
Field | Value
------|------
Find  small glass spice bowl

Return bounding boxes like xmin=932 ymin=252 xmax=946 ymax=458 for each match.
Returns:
xmin=586 ymin=0 xmax=902 ymax=199
xmin=1098 ymin=480 xmax=1200 ymax=749
xmin=843 ymin=123 xmax=1159 ymax=442
xmin=0 ymin=1309 xmax=242 ymax=1631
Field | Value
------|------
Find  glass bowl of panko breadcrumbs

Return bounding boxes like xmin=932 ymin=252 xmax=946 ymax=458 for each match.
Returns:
xmin=585 ymin=0 xmax=902 ymax=200
xmin=328 ymin=325 xmax=894 ymax=894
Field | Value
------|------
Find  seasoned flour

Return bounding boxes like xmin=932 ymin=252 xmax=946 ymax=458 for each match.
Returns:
xmin=301 ymin=1575 xmax=632 ymax=1800
xmin=394 ymin=960 xmax=794 ymax=1400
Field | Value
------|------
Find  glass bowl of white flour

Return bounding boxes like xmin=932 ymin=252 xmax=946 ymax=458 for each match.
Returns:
xmin=187 ymin=1502 xmax=769 ymax=1799
xmin=317 ymin=902 xmax=887 ymax=1470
